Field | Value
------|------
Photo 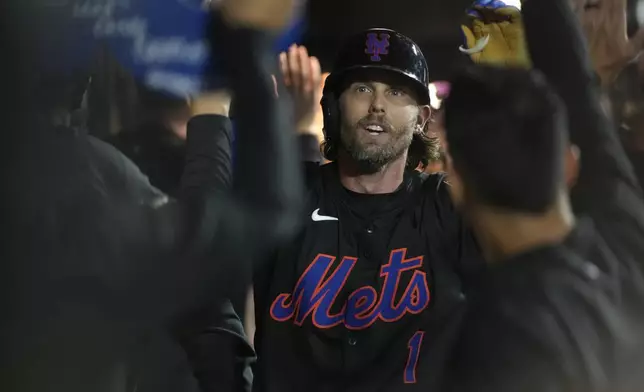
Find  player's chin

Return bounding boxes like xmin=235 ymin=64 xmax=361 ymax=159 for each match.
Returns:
xmin=355 ymin=141 xmax=389 ymax=158
xmin=355 ymin=144 xmax=390 ymax=161
xmin=358 ymin=130 xmax=391 ymax=145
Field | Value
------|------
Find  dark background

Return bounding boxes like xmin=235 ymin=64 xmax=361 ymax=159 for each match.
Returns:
xmin=12 ymin=0 xmax=644 ymax=139
xmin=302 ymin=0 xmax=474 ymax=79
xmin=302 ymin=0 xmax=642 ymax=77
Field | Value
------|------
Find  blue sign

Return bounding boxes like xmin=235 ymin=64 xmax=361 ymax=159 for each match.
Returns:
xmin=30 ymin=0 xmax=306 ymax=97
xmin=28 ymin=1 xmax=100 ymax=75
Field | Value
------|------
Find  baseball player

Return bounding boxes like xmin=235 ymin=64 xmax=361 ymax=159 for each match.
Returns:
xmin=252 ymin=29 xmax=483 ymax=392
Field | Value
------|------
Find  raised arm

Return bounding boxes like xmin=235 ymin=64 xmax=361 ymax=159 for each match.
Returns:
xmin=277 ymin=44 xmax=325 ymax=164
xmin=180 ymin=93 xmax=235 ymax=199
xmin=119 ymin=7 xmax=304 ymax=324
xmin=177 ymin=89 xmax=266 ymax=392
xmin=522 ymin=0 xmax=643 ymax=215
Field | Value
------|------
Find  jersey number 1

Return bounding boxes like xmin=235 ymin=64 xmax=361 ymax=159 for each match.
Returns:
xmin=404 ymin=331 xmax=425 ymax=384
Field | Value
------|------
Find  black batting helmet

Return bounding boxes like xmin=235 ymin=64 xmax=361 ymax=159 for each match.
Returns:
xmin=321 ymin=28 xmax=431 ymax=142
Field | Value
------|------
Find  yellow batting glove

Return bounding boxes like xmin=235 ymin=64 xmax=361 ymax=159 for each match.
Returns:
xmin=460 ymin=0 xmax=530 ymax=68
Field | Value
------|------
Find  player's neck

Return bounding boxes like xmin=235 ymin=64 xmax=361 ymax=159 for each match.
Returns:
xmin=468 ymin=193 xmax=576 ymax=263
xmin=338 ymin=153 xmax=407 ymax=194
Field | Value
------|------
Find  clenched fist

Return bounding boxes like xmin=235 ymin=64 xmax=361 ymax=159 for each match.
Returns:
xmin=460 ymin=0 xmax=531 ymax=67
xmin=220 ymin=0 xmax=299 ymax=31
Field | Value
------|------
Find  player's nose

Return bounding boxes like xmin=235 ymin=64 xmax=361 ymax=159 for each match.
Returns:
xmin=369 ymin=92 xmax=386 ymax=114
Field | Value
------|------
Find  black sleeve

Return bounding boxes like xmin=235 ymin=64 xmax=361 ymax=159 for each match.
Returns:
xmin=181 ymin=114 xmax=234 ymax=199
xmin=176 ymin=114 xmax=255 ymax=392
xmin=522 ymin=0 xmax=644 ymax=217
xmin=173 ymin=300 xmax=255 ymax=392
xmin=113 ymin=15 xmax=304 ymax=324
xmin=216 ymin=17 xmax=303 ymax=242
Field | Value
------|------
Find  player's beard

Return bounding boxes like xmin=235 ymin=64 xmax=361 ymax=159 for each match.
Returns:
xmin=339 ymin=115 xmax=415 ymax=173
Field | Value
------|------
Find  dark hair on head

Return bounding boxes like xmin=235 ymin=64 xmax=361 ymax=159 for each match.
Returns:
xmin=30 ymin=71 xmax=90 ymax=112
xmin=443 ymin=65 xmax=568 ymax=213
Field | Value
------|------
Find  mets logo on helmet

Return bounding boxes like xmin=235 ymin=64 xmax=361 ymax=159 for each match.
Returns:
xmin=365 ymin=32 xmax=390 ymax=62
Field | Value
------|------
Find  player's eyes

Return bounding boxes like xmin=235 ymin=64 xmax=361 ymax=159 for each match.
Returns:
xmin=389 ymin=89 xmax=406 ymax=97
xmin=355 ymin=85 xmax=372 ymax=93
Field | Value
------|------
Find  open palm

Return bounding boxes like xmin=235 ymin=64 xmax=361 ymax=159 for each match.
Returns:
xmin=571 ymin=0 xmax=644 ymax=85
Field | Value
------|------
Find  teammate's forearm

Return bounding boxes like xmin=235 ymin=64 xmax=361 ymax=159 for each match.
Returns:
xmin=180 ymin=114 xmax=234 ymax=199
xmin=124 ymin=14 xmax=304 ymax=322
xmin=172 ymin=299 xmax=254 ymax=392
xmin=523 ymin=0 xmax=641 ymax=204
xmin=215 ymin=14 xmax=304 ymax=242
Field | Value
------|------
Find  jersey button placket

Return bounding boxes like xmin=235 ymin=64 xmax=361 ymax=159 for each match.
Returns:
xmin=363 ymin=224 xmax=375 ymax=258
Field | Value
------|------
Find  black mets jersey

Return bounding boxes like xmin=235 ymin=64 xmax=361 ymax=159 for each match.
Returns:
xmin=252 ymin=162 xmax=483 ymax=392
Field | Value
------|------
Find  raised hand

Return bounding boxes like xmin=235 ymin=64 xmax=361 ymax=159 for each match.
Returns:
xmin=569 ymin=0 xmax=644 ymax=86
xmin=460 ymin=0 xmax=530 ymax=67
xmin=220 ymin=0 xmax=299 ymax=31
xmin=190 ymin=91 xmax=232 ymax=117
xmin=278 ymin=44 xmax=325 ymax=139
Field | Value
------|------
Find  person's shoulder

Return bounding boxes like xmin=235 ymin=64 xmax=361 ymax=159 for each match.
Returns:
xmin=85 ymin=135 xmax=166 ymax=203
xmin=475 ymin=240 xmax=644 ymax=368
xmin=86 ymin=135 xmax=139 ymax=170
xmin=478 ymin=236 xmax=626 ymax=317
xmin=417 ymin=171 xmax=450 ymax=194
xmin=88 ymin=134 xmax=125 ymax=154
xmin=414 ymin=171 xmax=456 ymax=213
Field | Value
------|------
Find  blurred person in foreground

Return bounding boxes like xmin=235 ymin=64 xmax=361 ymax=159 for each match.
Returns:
xmin=438 ymin=0 xmax=644 ymax=390
xmin=9 ymin=25 xmax=253 ymax=392
xmin=1 ymin=2 xmax=303 ymax=392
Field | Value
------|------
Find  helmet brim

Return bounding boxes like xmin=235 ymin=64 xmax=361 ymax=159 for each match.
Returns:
xmin=323 ymin=65 xmax=431 ymax=105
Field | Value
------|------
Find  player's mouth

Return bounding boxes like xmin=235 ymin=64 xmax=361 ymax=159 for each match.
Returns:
xmin=361 ymin=123 xmax=387 ymax=136
xmin=584 ymin=0 xmax=600 ymax=10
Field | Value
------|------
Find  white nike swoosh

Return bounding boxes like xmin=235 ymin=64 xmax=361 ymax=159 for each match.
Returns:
xmin=311 ymin=208 xmax=338 ymax=222
xmin=459 ymin=34 xmax=490 ymax=55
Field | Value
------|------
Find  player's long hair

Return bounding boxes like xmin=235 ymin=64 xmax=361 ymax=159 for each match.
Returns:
xmin=406 ymin=129 xmax=441 ymax=170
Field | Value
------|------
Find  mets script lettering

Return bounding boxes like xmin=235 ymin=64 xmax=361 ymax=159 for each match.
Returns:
xmin=365 ymin=32 xmax=390 ymax=61
xmin=270 ymin=249 xmax=430 ymax=330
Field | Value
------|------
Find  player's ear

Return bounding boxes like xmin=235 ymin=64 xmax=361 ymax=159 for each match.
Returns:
xmin=417 ymin=105 xmax=432 ymax=129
